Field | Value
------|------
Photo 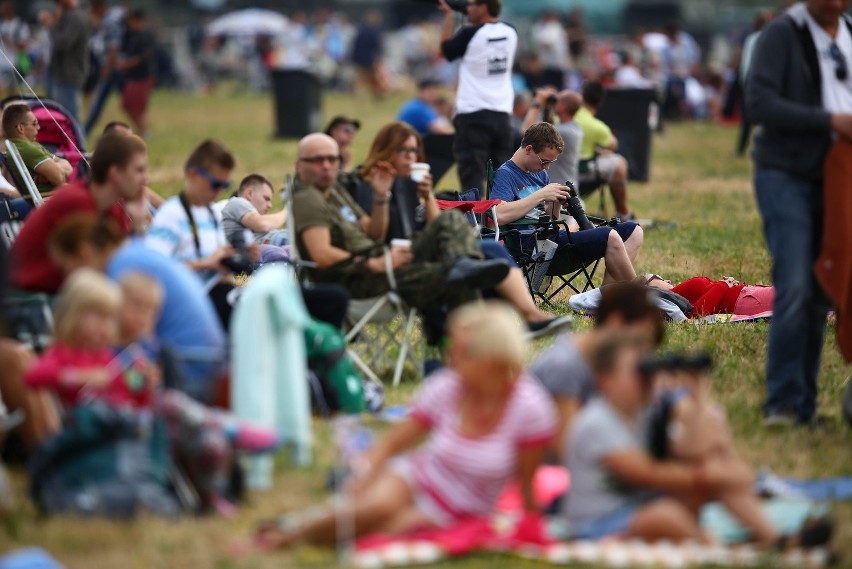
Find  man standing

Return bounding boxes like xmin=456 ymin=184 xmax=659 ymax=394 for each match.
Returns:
xmin=115 ymin=8 xmax=155 ymax=139
xmin=575 ymin=80 xmax=634 ymax=220
xmin=2 ymin=104 xmax=73 ymax=195
xmin=439 ymin=0 xmax=517 ymax=193
xmin=49 ymin=0 xmax=89 ymax=124
xmin=747 ymin=0 xmax=852 ymax=426
xmin=9 ymin=133 xmax=145 ymax=293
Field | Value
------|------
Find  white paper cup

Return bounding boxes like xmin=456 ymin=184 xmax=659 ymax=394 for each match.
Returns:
xmin=390 ymin=238 xmax=412 ymax=252
xmin=410 ymin=162 xmax=430 ymax=183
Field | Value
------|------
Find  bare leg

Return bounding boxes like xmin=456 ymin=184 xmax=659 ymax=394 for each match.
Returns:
xmin=609 ymin=156 xmax=631 ymax=216
xmin=0 ymin=340 xmax=60 ymax=448
xmin=629 ymin=497 xmax=710 ymax=543
xmin=601 ymin=231 xmax=637 ymax=287
xmin=493 ymin=267 xmax=551 ymax=322
xmin=714 ymin=459 xmax=778 ymax=547
xmin=261 ymin=470 xmax=429 ymax=548
xmin=623 ymin=225 xmax=644 ymax=265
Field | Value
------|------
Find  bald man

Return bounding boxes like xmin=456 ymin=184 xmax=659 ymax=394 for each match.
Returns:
xmin=291 ymin=132 xmax=511 ymax=318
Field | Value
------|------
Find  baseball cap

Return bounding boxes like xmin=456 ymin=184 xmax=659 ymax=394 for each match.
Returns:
xmin=324 ymin=116 xmax=361 ymax=135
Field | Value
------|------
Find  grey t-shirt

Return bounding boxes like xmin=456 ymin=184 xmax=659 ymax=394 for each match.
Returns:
xmin=548 ymin=120 xmax=583 ymax=188
xmin=221 ymin=197 xmax=261 ymax=249
xmin=563 ymin=397 xmax=647 ymax=527
xmin=529 ymin=333 xmax=595 ymax=403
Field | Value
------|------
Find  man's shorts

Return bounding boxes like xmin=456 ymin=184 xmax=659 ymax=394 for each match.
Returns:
xmin=579 ymin=153 xmax=624 ymax=184
xmin=558 ymin=222 xmax=638 ymax=262
xmin=122 ymin=78 xmax=155 ymax=116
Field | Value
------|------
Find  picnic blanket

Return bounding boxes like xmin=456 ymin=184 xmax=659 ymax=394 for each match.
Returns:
xmin=353 ymin=469 xmax=830 ymax=568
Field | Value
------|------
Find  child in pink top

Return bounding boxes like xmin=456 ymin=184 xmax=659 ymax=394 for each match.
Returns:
xmin=253 ymin=301 xmax=557 ymax=549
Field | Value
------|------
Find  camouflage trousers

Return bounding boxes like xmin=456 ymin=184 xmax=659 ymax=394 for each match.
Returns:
xmin=342 ymin=210 xmax=485 ymax=313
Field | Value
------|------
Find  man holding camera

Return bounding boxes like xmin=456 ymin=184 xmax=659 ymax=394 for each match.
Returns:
xmin=438 ymin=0 xmax=517 ymax=193
xmin=490 ymin=122 xmax=642 ymax=287
xmin=146 ymin=139 xmax=254 ymax=327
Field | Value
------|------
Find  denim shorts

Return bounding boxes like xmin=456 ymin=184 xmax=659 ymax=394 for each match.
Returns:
xmin=572 ymin=505 xmax=637 ymax=539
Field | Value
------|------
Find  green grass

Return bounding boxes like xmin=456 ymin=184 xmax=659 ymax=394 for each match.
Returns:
xmin=1 ymin=86 xmax=850 ymax=567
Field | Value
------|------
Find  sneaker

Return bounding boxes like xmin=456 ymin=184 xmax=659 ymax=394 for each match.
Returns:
xmin=526 ymin=314 xmax=573 ymax=340
xmin=447 ymin=258 xmax=510 ymax=289
xmin=763 ymin=411 xmax=798 ymax=428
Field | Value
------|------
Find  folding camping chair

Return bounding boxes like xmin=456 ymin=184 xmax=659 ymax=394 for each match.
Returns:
xmin=500 ymin=218 xmax=600 ymax=306
xmin=577 ymin=154 xmax=609 ymax=218
xmin=283 ymin=176 xmax=421 ymax=387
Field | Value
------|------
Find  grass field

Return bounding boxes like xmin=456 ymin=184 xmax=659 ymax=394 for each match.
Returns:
xmin=1 ymin=86 xmax=850 ymax=568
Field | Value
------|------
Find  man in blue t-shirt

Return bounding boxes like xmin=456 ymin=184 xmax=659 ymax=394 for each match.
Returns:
xmin=490 ymin=122 xmax=643 ymax=286
xmin=397 ymin=79 xmax=454 ymax=136
xmin=107 ymin=238 xmax=227 ymax=403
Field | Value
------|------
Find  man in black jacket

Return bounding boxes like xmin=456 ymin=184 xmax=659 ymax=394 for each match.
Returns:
xmin=747 ymin=0 xmax=852 ymax=426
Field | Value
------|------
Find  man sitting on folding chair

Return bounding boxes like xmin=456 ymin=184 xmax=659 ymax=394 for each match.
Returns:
xmin=292 ymin=133 xmax=512 ymax=328
xmin=2 ymin=104 xmax=73 ymax=196
xmin=490 ymin=122 xmax=643 ymax=287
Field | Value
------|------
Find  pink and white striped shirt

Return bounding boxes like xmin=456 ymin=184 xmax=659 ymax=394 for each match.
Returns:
xmin=408 ymin=368 xmax=557 ymax=519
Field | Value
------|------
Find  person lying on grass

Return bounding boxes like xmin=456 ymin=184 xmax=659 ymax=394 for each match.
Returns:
xmin=250 ymin=300 xmax=558 ymax=549
xmin=643 ymin=274 xmax=774 ymax=318
xmin=562 ymin=332 xmax=832 ymax=549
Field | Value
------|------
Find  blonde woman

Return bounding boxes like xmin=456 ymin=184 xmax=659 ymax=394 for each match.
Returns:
xmin=255 ymin=301 xmax=558 ymax=548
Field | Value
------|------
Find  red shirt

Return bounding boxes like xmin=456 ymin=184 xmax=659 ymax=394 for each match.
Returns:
xmin=24 ymin=343 xmax=153 ymax=409
xmin=671 ymin=277 xmax=747 ymax=317
xmin=10 ymin=181 xmax=131 ymax=293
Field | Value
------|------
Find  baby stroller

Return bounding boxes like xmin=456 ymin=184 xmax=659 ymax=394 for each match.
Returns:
xmin=0 ymin=94 xmax=89 ymax=182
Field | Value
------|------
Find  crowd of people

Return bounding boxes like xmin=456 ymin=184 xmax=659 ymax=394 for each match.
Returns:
xmin=0 ymin=0 xmax=850 ymax=563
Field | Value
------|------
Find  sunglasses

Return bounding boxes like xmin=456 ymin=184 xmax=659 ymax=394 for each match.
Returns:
xmin=299 ymin=154 xmax=342 ymax=165
xmin=830 ymin=43 xmax=848 ymax=81
xmin=195 ymin=165 xmax=231 ymax=192
xmin=533 ymin=150 xmax=558 ymax=167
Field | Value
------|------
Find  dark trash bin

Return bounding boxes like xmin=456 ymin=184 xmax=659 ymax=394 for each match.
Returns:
xmin=270 ymin=69 xmax=322 ymax=139
xmin=596 ymin=88 xmax=656 ymax=182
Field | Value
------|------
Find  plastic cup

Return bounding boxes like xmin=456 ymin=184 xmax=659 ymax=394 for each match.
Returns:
xmin=390 ymin=238 xmax=412 ymax=252
xmin=410 ymin=162 xmax=431 ymax=183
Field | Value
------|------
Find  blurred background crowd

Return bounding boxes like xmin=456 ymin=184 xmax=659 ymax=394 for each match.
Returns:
xmin=1 ymin=0 xmax=781 ymax=128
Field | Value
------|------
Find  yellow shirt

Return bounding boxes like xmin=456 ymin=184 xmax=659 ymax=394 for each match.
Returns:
xmin=573 ymin=106 xmax=614 ymax=161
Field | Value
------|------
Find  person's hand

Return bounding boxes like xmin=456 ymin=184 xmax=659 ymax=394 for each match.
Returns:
xmin=209 ymin=245 xmax=237 ymax=271
xmin=534 ymin=87 xmax=557 ymax=107
xmin=368 ymin=160 xmax=396 ymax=201
xmin=831 ymin=113 xmax=852 ymax=140
xmin=721 ymin=276 xmax=739 ymax=287
xmin=535 ymin=183 xmax=570 ymax=204
xmin=416 ymin=173 xmax=433 ymax=200
xmin=143 ymin=362 xmax=163 ymax=392
xmin=388 ymin=247 xmax=413 ymax=269
xmin=247 ymin=243 xmax=262 ymax=264
xmin=437 ymin=0 xmax=453 ymax=15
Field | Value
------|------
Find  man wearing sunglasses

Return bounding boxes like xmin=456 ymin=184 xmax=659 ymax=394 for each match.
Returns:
xmin=146 ymin=139 xmax=246 ymax=325
xmin=2 ymin=103 xmax=73 ymax=195
xmin=491 ymin=122 xmax=643 ymax=287
xmin=747 ymin=0 xmax=852 ymax=428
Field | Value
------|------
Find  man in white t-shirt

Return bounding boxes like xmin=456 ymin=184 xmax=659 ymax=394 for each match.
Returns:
xmin=146 ymin=139 xmax=243 ymax=326
xmin=438 ymin=0 xmax=517 ymax=193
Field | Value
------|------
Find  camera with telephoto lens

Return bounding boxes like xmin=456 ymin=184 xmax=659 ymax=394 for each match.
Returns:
xmin=220 ymin=251 xmax=255 ymax=275
xmin=564 ymin=180 xmax=596 ymax=231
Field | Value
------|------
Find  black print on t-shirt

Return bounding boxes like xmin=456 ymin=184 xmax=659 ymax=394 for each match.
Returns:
xmin=487 ymin=36 xmax=509 ymax=76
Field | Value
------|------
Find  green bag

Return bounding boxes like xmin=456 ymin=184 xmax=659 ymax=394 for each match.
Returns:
xmin=304 ymin=319 xmax=365 ymax=415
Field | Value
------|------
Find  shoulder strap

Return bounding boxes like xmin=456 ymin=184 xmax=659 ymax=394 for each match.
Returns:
xmin=178 ymin=193 xmax=218 ymax=258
